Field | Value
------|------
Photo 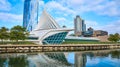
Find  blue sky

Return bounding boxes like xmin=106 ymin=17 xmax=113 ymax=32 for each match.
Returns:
xmin=0 ymin=0 xmax=120 ymax=34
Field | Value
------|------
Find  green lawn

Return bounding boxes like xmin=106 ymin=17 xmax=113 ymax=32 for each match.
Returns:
xmin=0 ymin=41 xmax=36 ymax=45
xmin=62 ymin=41 xmax=120 ymax=44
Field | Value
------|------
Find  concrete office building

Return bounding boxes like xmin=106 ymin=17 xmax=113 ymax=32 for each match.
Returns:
xmin=74 ymin=15 xmax=86 ymax=36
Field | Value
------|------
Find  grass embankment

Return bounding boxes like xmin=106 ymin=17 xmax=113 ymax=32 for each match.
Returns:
xmin=0 ymin=41 xmax=36 ymax=45
xmin=62 ymin=41 xmax=120 ymax=44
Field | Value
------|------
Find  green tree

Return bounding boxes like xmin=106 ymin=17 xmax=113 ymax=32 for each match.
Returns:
xmin=108 ymin=33 xmax=120 ymax=42
xmin=9 ymin=56 xmax=28 ymax=67
xmin=0 ymin=27 xmax=9 ymax=43
xmin=10 ymin=25 xmax=29 ymax=42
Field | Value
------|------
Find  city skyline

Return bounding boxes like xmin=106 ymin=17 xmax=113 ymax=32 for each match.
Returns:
xmin=0 ymin=0 xmax=120 ymax=34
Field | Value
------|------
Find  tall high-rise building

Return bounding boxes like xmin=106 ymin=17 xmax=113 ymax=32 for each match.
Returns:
xmin=82 ymin=20 xmax=86 ymax=32
xmin=23 ymin=0 xmax=39 ymax=32
xmin=74 ymin=15 xmax=86 ymax=36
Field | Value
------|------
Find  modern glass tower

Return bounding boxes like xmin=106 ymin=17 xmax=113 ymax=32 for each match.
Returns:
xmin=82 ymin=20 xmax=86 ymax=32
xmin=23 ymin=0 xmax=39 ymax=32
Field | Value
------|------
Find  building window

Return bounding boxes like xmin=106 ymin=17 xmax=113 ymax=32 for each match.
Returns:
xmin=42 ymin=32 xmax=68 ymax=45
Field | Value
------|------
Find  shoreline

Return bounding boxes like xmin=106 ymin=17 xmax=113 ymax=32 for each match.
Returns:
xmin=0 ymin=44 xmax=120 ymax=53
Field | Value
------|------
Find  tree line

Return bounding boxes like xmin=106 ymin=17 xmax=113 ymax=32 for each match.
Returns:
xmin=108 ymin=33 xmax=120 ymax=42
xmin=0 ymin=25 xmax=29 ymax=43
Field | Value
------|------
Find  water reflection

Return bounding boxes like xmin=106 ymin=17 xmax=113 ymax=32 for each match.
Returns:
xmin=75 ymin=53 xmax=87 ymax=67
xmin=27 ymin=53 xmax=73 ymax=67
xmin=0 ymin=49 xmax=120 ymax=67
xmin=0 ymin=54 xmax=28 ymax=67
xmin=110 ymin=50 xmax=120 ymax=59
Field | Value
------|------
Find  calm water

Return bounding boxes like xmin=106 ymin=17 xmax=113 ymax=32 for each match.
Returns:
xmin=0 ymin=50 xmax=120 ymax=67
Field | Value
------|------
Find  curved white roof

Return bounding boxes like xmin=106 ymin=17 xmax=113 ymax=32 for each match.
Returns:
xmin=35 ymin=10 xmax=60 ymax=30
xmin=29 ymin=10 xmax=73 ymax=44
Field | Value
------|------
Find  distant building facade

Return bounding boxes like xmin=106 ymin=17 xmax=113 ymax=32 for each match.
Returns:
xmin=74 ymin=15 xmax=86 ymax=36
xmin=88 ymin=27 xmax=94 ymax=31
xmin=83 ymin=27 xmax=108 ymax=37
xmin=93 ymin=30 xmax=108 ymax=37
xmin=83 ymin=27 xmax=94 ymax=37
xmin=23 ymin=0 xmax=39 ymax=32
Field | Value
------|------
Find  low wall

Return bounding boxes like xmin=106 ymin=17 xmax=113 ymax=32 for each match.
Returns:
xmin=0 ymin=44 xmax=120 ymax=53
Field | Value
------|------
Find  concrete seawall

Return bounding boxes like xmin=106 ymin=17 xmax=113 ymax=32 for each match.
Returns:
xmin=0 ymin=44 xmax=120 ymax=53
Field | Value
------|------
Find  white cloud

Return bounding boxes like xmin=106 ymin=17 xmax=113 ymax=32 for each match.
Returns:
xmin=0 ymin=12 xmax=23 ymax=22
xmin=38 ymin=1 xmax=45 ymax=14
xmin=45 ymin=1 xmax=76 ymax=17
xmin=55 ymin=0 xmax=120 ymax=17
xmin=56 ymin=17 xmax=73 ymax=28
xmin=39 ymin=0 xmax=44 ymax=6
xmin=101 ymin=20 xmax=120 ymax=34
xmin=56 ymin=17 xmax=67 ymax=23
xmin=0 ymin=0 xmax=11 ymax=11
xmin=85 ymin=20 xmax=99 ymax=29
xmin=96 ymin=1 xmax=120 ymax=17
